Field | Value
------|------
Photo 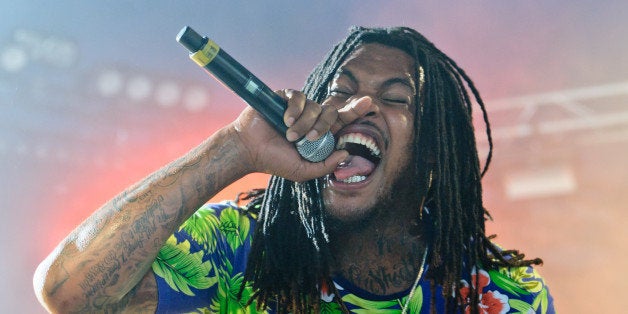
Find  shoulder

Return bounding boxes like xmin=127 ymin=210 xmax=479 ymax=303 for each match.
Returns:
xmin=193 ymin=201 xmax=258 ymax=222
xmin=151 ymin=202 xmax=258 ymax=313
xmin=464 ymin=265 xmax=555 ymax=314
xmin=173 ymin=201 xmax=256 ymax=252
xmin=180 ymin=201 xmax=256 ymax=231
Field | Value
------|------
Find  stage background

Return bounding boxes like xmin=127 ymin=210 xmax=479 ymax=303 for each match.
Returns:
xmin=2 ymin=1 xmax=627 ymax=312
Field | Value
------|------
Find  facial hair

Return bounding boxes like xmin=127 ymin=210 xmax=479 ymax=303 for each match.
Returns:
xmin=326 ymin=161 xmax=422 ymax=234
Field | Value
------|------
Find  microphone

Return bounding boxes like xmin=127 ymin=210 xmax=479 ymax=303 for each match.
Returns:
xmin=176 ymin=26 xmax=335 ymax=163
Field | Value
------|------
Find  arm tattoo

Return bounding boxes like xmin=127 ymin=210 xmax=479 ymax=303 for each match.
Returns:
xmin=50 ymin=133 xmax=241 ymax=311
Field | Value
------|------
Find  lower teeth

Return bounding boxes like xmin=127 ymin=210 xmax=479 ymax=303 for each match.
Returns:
xmin=341 ymin=175 xmax=366 ymax=183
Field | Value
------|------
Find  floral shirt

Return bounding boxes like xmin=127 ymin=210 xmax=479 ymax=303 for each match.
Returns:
xmin=153 ymin=203 xmax=554 ymax=313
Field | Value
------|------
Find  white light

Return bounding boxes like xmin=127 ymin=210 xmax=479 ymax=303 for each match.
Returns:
xmin=12 ymin=29 xmax=78 ymax=68
xmin=96 ymin=70 xmax=124 ymax=97
xmin=126 ymin=75 xmax=153 ymax=101
xmin=155 ymin=81 xmax=181 ymax=107
xmin=183 ymin=87 xmax=209 ymax=112
xmin=504 ymin=165 xmax=577 ymax=200
xmin=45 ymin=39 xmax=78 ymax=67
xmin=0 ymin=45 xmax=28 ymax=72
xmin=13 ymin=29 xmax=40 ymax=46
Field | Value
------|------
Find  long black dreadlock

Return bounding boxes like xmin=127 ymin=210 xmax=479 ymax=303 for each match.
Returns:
xmin=239 ymin=26 xmax=542 ymax=313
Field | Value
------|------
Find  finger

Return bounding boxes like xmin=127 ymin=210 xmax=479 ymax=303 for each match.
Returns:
xmin=291 ymin=150 xmax=348 ymax=182
xmin=286 ymin=99 xmax=322 ymax=142
xmin=280 ymin=89 xmax=306 ymax=128
xmin=336 ymin=96 xmax=376 ymax=128
xmin=305 ymin=104 xmax=338 ymax=141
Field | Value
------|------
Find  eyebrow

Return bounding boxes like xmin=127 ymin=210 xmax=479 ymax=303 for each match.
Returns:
xmin=334 ymin=69 xmax=417 ymax=95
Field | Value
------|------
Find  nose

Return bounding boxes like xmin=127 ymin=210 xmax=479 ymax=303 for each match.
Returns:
xmin=345 ymin=95 xmax=380 ymax=118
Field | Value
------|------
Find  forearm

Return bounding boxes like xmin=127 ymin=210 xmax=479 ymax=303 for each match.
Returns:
xmin=34 ymin=126 xmax=250 ymax=313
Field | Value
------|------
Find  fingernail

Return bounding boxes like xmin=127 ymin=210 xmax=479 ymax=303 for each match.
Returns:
xmin=286 ymin=117 xmax=295 ymax=127
xmin=306 ymin=129 xmax=319 ymax=141
xmin=286 ymin=130 xmax=298 ymax=142
xmin=337 ymin=151 xmax=349 ymax=165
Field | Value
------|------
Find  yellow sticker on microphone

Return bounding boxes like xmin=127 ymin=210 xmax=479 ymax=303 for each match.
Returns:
xmin=190 ymin=38 xmax=220 ymax=67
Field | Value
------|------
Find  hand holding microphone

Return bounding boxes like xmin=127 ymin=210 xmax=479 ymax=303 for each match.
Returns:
xmin=176 ymin=26 xmax=335 ymax=163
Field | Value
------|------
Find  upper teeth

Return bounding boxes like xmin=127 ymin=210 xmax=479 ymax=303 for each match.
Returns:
xmin=336 ymin=133 xmax=381 ymax=157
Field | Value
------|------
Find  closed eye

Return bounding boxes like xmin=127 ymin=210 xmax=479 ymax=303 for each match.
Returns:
xmin=329 ymin=88 xmax=352 ymax=98
xmin=383 ymin=98 xmax=408 ymax=104
xmin=382 ymin=96 xmax=411 ymax=105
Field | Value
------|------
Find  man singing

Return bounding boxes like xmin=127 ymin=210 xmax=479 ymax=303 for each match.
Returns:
xmin=34 ymin=26 xmax=554 ymax=313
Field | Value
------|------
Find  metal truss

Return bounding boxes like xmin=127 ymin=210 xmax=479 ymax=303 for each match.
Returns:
xmin=476 ymin=80 xmax=628 ymax=145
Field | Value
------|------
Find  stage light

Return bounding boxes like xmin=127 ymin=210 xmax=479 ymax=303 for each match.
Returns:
xmin=38 ymin=37 xmax=77 ymax=68
xmin=155 ymin=81 xmax=181 ymax=107
xmin=0 ymin=45 xmax=28 ymax=72
xmin=504 ymin=165 xmax=577 ymax=200
xmin=126 ymin=75 xmax=152 ymax=101
xmin=13 ymin=28 xmax=77 ymax=68
xmin=96 ymin=69 xmax=124 ymax=97
xmin=183 ymin=86 xmax=209 ymax=112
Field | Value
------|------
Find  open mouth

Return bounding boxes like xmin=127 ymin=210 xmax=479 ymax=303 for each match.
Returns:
xmin=332 ymin=133 xmax=382 ymax=184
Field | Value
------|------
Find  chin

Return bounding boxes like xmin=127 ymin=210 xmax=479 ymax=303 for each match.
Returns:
xmin=324 ymin=202 xmax=376 ymax=224
xmin=322 ymin=187 xmax=384 ymax=225
xmin=322 ymin=160 xmax=421 ymax=229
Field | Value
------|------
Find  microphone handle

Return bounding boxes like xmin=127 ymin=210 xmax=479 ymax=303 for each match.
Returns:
xmin=177 ymin=26 xmax=335 ymax=162
xmin=177 ymin=26 xmax=287 ymax=134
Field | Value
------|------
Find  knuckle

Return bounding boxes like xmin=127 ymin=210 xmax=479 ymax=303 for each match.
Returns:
xmin=323 ymin=107 xmax=338 ymax=118
xmin=306 ymin=101 xmax=322 ymax=112
xmin=311 ymin=105 xmax=322 ymax=114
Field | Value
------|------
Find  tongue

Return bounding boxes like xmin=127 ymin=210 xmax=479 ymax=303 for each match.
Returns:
xmin=333 ymin=155 xmax=375 ymax=181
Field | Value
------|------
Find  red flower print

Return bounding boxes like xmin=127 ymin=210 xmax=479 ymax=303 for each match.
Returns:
xmin=459 ymin=269 xmax=510 ymax=314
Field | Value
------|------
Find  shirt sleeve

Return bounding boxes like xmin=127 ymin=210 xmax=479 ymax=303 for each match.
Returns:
xmin=462 ymin=265 xmax=555 ymax=314
xmin=152 ymin=203 xmax=256 ymax=313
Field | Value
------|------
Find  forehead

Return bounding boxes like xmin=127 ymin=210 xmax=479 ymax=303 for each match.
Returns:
xmin=337 ymin=43 xmax=416 ymax=77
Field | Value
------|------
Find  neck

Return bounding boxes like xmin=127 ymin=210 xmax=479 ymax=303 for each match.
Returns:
xmin=328 ymin=209 xmax=427 ymax=295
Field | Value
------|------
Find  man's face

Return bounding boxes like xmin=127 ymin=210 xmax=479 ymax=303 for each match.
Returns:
xmin=322 ymin=43 xmax=418 ymax=222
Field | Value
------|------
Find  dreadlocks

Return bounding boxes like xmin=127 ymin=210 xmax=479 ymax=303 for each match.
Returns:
xmin=241 ymin=26 xmax=542 ymax=313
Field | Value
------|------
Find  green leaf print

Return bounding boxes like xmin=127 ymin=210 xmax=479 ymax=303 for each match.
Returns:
xmin=541 ymin=288 xmax=549 ymax=314
xmin=509 ymin=299 xmax=533 ymax=313
xmin=219 ymin=207 xmax=251 ymax=252
xmin=343 ymin=293 xmax=398 ymax=311
xmin=531 ymin=288 xmax=549 ymax=314
xmin=211 ymin=270 xmax=262 ymax=313
xmin=489 ymin=269 xmax=530 ymax=297
xmin=152 ymin=235 xmax=218 ymax=296
xmin=353 ymin=309 xmax=399 ymax=314
xmin=320 ymin=300 xmax=343 ymax=313
xmin=403 ymin=287 xmax=423 ymax=314
xmin=180 ymin=206 xmax=221 ymax=252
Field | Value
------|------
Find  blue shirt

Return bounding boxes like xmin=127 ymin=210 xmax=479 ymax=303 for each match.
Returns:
xmin=153 ymin=203 xmax=555 ymax=313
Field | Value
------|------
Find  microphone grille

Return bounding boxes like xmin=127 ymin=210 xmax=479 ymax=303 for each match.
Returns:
xmin=296 ymin=131 xmax=335 ymax=163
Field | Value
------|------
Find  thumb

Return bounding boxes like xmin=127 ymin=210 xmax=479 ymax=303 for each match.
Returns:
xmin=292 ymin=150 xmax=348 ymax=183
